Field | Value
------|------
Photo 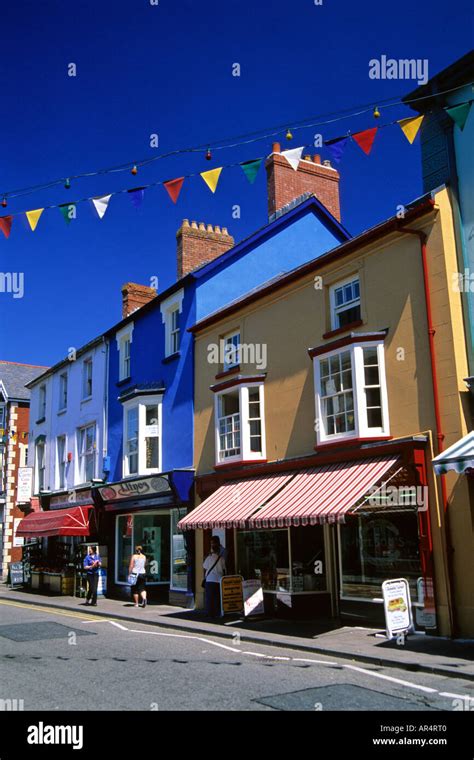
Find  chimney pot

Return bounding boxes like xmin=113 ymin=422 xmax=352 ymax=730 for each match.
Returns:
xmin=313 ymin=155 xmax=321 ymax=164
xmin=222 ymin=227 xmax=228 ymax=235
xmin=182 ymin=219 xmax=190 ymax=227
xmin=272 ymin=142 xmax=281 ymax=154
xmin=214 ymin=225 xmax=221 ymax=234
xmin=323 ymin=159 xmax=331 ymax=167
xmin=199 ymin=222 xmax=206 ymax=231
xmin=191 ymin=221 xmax=198 ymax=229
xmin=304 ymin=155 xmax=311 ymax=162
xmin=206 ymin=223 xmax=213 ymax=232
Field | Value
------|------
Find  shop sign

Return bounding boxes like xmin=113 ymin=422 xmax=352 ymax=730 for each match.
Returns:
xmin=243 ymin=579 xmax=264 ymax=617
xmin=17 ymin=467 xmax=33 ymax=503
xmin=382 ymin=578 xmax=414 ymax=639
xmin=220 ymin=575 xmax=244 ymax=615
xmin=10 ymin=561 xmax=24 ymax=587
xmin=415 ymin=577 xmax=437 ymax=629
xmin=99 ymin=475 xmax=171 ymax=502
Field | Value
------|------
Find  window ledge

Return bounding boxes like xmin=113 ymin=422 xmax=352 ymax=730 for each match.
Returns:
xmin=323 ymin=320 xmax=364 ymax=340
xmin=215 ymin=365 xmax=241 ymax=380
xmin=81 ymin=396 xmax=92 ymax=404
xmin=36 ymin=417 xmax=46 ymax=425
xmin=214 ymin=458 xmax=268 ymax=471
xmin=116 ymin=377 xmax=131 ymax=387
xmin=57 ymin=408 xmax=67 ymax=416
xmin=314 ymin=435 xmax=392 ymax=451
xmin=162 ymin=352 xmax=180 ymax=365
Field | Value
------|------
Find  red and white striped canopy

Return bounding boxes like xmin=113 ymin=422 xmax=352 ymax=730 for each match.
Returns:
xmin=16 ymin=506 xmax=93 ymax=537
xmin=249 ymin=456 xmax=400 ymax=528
xmin=178 ymin=473 xmax=294 ymax=530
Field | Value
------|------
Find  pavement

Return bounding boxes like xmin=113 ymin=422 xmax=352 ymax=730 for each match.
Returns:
xmin=1 ymin=584 xmax=473 ymax=682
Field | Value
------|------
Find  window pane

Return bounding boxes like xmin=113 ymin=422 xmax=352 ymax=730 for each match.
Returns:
xmin=237 ymin=530 xmax=289 ymax=592
xmin=367 ymin=408 xmax=383 ymax=427
xmin=171 ymin=510 xmax=187 ymax=590
xmin=146 ymin=405 xmax=159 ymax=426
xmin=338 ymin=304 xmax=361 ymax=327
xmin=320 ymin=359 xmax=329 ymax=378
xmin=134 ymin=514 xmax=170 ymax=583
xmin=117 ymin=516 xmax=133 ymax=583
xmin=290 ymin=526 xmax=326 ymax=591
xmin=146 ymin=437 xmax=159 ymax=469
xmin=366 ymin=388 xmax=381 ymax=408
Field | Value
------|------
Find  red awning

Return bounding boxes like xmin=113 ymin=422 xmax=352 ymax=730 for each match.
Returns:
xmin=178 ymin=473 xmax=295 ymax=530
xmin=16 ymin=506 xmax=94 ymax=538
xmin=248 ymin=456 xmax=400 ymax=528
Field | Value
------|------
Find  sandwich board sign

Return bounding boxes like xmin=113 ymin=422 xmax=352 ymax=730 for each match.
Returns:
xmin=220 ymin=575 xmax=244 ymax=615
xmin=243 ymin=579 xmax=265 ymax=617
xmin=382 ymin=578 xmax=414 ymax=639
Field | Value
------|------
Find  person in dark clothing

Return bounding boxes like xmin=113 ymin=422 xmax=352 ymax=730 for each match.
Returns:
xmin=83 ymin=545 xmax=101 ymax=606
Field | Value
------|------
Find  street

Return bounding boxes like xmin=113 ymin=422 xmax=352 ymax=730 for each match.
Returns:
xmin=0 ymin=600 xmax=472 ymax=712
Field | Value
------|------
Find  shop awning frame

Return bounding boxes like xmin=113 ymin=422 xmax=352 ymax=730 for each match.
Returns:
xmin=432 ymin=431 xmax=474 ymax=475
xmin=16 ymin=505 xmax=94 ymax=538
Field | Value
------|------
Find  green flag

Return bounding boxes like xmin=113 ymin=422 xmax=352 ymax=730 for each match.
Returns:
xmin=240 ymin=158 xmax=263 ymax=184
xmin=59 ymin=203 xmax=76 ymax=224
xmin=445 ymin=102 xmax=472 ymax=131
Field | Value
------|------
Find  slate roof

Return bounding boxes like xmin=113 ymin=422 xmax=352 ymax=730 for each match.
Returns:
xmin=0 ymin=361 xmax=49 ymax=402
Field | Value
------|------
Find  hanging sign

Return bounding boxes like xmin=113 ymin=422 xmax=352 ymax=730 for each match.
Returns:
xmin=382 ymin=577 xmax=414 ymax=639
xmin=220 ymin=575 xmax=244 ymax=615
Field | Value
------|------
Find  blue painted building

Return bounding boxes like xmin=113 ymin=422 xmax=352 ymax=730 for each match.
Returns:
xmin=98 ymin=149 xmax=351 ymax=603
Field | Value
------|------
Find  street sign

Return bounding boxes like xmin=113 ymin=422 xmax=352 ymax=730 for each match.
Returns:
xmin=382 ymin=578 xmax=414 ymax=639
xmin=243 ymin=579 xmax=265 ymax=617
xmin=220 ymin=575 xmax=244 ymax=615
xmin=10 ymin=561 xmax=24 ymax=587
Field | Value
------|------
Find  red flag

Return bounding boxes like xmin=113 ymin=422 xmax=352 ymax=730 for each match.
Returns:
xmin=164 ymin=177 xmax=184 ymax=204
xmin=0 ymin=216 xmax=13 ymax=239
xmin=353 ymin=127 xmax=378 ymax=155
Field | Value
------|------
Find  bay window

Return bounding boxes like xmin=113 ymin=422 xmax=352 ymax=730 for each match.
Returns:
xmin=122 ymin=395 xmax=162 ymax=477
xmin=313 ymin=340 xmax=389 ymax=444
xmin=214 ymin=382 xmax=265 ymax=465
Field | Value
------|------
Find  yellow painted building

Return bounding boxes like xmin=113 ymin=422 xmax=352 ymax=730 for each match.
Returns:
xmin=182 ymin=186 xmax=473 ymax=637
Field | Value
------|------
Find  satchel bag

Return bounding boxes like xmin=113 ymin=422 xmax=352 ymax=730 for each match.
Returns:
xmin=201 ymin=555 xmax=221 ymax=589
xmin=128 ymin=572 xmax=138 ymax=586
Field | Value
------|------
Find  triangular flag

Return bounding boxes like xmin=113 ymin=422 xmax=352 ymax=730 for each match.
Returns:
xmin=325 ymin=137 xmax=349 ymax=163
xmin=128 ymin=187 xmax=145 ymax=210
xmin=352 ymin=127 xmax=378 ymax=155
xmin=201 ymin=167 xmax=223 ymax=193
xmin=240 ymin=158 xmax=263 ymax=184
xmin=163 ymin=177 xmax=184 ymax=203
xmin=0 ymin=216 xmax=13 ymax=239
xmin=25 ymin=208 xmax=44 ymax=232
xmin=398 ymin=115 xmax=424 ymax=144
xmin=91 ymin=194 xmax=112 ymax=219
xmin=59 ymin=203 xmax=76 ymax=224
xmin=445 ymin=102 xmax=471 ymax=131
xmin=281 ymin=146 xmax=304 ymax=170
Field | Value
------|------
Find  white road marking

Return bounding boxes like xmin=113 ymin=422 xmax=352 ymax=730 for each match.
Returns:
xmin=243 ymin=651 xmax=290 ymax=661
xmin=344 ymin=664 xmax=438 ymax=693
xmin=439 ymin=692 xmax=474 ymax=701
xmin=127 ymin=627 xmax=242 ymax=653
xmin=293 ymin=657 xmax=338 ymax=666
xmin=108 ymin=621 xmax=129 ymax=631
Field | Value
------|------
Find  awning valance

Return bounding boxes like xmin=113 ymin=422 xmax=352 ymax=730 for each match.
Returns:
xmin=432 ymin=432 xmax=474 ymax=476
xmin=16 ymin=506 xmax=93 ymax=538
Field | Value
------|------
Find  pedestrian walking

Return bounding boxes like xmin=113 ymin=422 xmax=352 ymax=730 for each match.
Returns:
xmin=202 ymin=536 xmax=226 ymax=618
xmin=128 ymin=545 xmax=147 ymax=608
xmin=83 ymin=545 xmax=101 ymax=606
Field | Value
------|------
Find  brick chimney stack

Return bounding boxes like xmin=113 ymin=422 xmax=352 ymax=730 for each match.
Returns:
xmin=177 ymin=220 xmax=234 ymax=279
xmin=122 ymin=282 xmax=157 ymax=318
xmin=266 ymin=142 xmax=341 ymax=221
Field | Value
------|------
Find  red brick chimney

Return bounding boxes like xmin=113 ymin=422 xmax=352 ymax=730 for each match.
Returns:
xmin=266 ymin=142 xmax=341 ymax=221
xmin=177 ymin=220 xmax=235 ymax=279
xmin=122 ymin=282 xmax=157 ymax=318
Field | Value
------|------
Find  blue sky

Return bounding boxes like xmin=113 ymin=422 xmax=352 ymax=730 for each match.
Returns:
xmin=0 ymin=0 xmax=471 ymax=366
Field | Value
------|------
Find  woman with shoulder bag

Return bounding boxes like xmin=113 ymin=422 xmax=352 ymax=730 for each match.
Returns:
xmin=128 ymin=545 xmax=147 ymax=608
xmin=202 ymin=536 xmax=226 ymax=618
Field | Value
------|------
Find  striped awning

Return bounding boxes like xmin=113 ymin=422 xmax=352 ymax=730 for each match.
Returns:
xmin=16 ymin=506 xmax=93 ymax=537
xmin=248 ymin=456 xmax=401 ymax=528
xmin=177 ymin=473 xmax=295 ymax=530
xmin=432 ymin=432 xmax=474 ymax=476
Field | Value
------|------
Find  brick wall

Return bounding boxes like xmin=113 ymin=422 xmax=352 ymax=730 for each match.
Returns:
xmin=177 ymin=220 xmax=234 ymax=279
xmin=122 ymin=283 xmax=157 ymax=318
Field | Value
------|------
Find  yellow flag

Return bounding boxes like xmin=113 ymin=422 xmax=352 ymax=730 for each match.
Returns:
xmin=398 ymin=115 xmax=424 ymax=144
xmin=25 ymin=208 xmax=44 ymax=231
xmin=201 ymin=167 xmax=223 ymax=193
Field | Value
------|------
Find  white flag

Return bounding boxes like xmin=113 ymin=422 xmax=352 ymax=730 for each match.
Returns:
xmin=91 ymin=194 xmax=112 ymax=219
xmin=281 ymin=146 xmax=304 ymax=171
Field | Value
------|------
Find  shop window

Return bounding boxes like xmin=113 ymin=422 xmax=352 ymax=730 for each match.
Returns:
xmin=236 ymin=529 xmax=290 ymax=592
xmin=116 ymin=513 xmax=171 ymax=585
xmin=290 ymin=526 xmax=327 ymax=592
xmin=122 ymin=395 xmax=162 ymax=477
xmin=78 ymin=423 xmax=96 ymax=483
xmin=116 ymin=515 xmax=133 ymax=583
xmin=330 ymin=276 xmax=361 ymax=329
xmin=171 ymin=509 xmax=187 ymax=591
xmin=215 ymin=383 xmax=265 ymax=465
xmin=314 ymin=341 xmax=389 ymax=444
xmin=339 ymin=513 xmax=422 ymax=601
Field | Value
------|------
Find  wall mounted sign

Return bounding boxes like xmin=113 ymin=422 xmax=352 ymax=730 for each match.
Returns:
xmin=17 ymin=467 xmax=33 ymax=503
xmin=99 ymin=475 xmax=171 ymax=503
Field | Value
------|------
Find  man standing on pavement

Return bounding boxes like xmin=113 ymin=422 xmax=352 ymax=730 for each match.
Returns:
xmin=83 ymin=545 xmax=101 ymax=606
xmin=203 ymin=536 xmax=226 ymax=619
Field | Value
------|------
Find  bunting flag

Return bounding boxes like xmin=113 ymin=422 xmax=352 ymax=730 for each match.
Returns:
xmin=240 ymin=158 xmax=263 ymax=184
xmin=128 ymin=187 xmax=145 ymax=210
xmin=398 ymin=115 xmax=424 ymax=144
xmin=0 ymin=216 xmax=13 ymax=239
xmin=445 ymin=102 xmax=472 ymax=131
xmin=281 ymin=146 xmax=304 ymax=170
xmin=163 ymin=177 xmax=184 ymax=203
xmin=201 ymin=167 xmax=223 ymax=193
xmin=25 ymin=208 xmax=44 ymax=232
xmin=352 ymin=127 xmax=378 ymax=155
xmin=91 ymin=194 xmax=112 ymax=219
xmin=59 ymin=203 xmax=76 ymax=224
xmin=325 ymin=136 xmax=349 ymax=163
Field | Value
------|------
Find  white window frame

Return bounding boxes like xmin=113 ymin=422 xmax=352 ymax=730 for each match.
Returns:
xmin=56 ymin=434 xmax=67 ymax=490
xmin=122 ymin=395 xmax=163 ymax=477
xmin=82 ymin=358 xmax=93 ymax=400
xmin=58 ymin=372 xmax=68 ymax=412
xmin=222 ymin=329 xmax=241 ymax=371
xmin=35 ymin=440 xmax=46 ymax=492
xmin=214 ymin=383 xmax=266 ymax=466
xmin=329 ymin=275 xmax=361 ymax=330
xmin=116 ymin=323 xmax=134 ymax=381
xmin=313 ymin=341 xmax=389 ymax=445
xmin=38 ymin=385 xmax=46 ymax=420
xmin=77 ymin=423 xmax=97 ymax=483
xmin=160 ymin=289 xmax=184 ymax=358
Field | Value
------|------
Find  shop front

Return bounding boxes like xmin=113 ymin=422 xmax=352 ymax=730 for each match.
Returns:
xmin=181 ymin=440 xmax=437 ymax=628
xmin=95 ymin=470 xmax=194 ymax=605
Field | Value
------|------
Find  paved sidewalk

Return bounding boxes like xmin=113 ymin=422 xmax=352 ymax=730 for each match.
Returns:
xmin=1 ymin=586 xmax=473 ymax=681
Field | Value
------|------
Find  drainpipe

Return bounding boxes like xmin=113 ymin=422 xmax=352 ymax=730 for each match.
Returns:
xmin=398 ymin=224 xmax=457 ymax=636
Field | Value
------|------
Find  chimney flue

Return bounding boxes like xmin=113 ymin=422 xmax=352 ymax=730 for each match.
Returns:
xmin=122 ymin=283 xmax=156 ymax=318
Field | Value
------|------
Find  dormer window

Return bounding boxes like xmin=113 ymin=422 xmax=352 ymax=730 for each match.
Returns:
xmin=330 ymin=276 xmax=361 ymax=330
